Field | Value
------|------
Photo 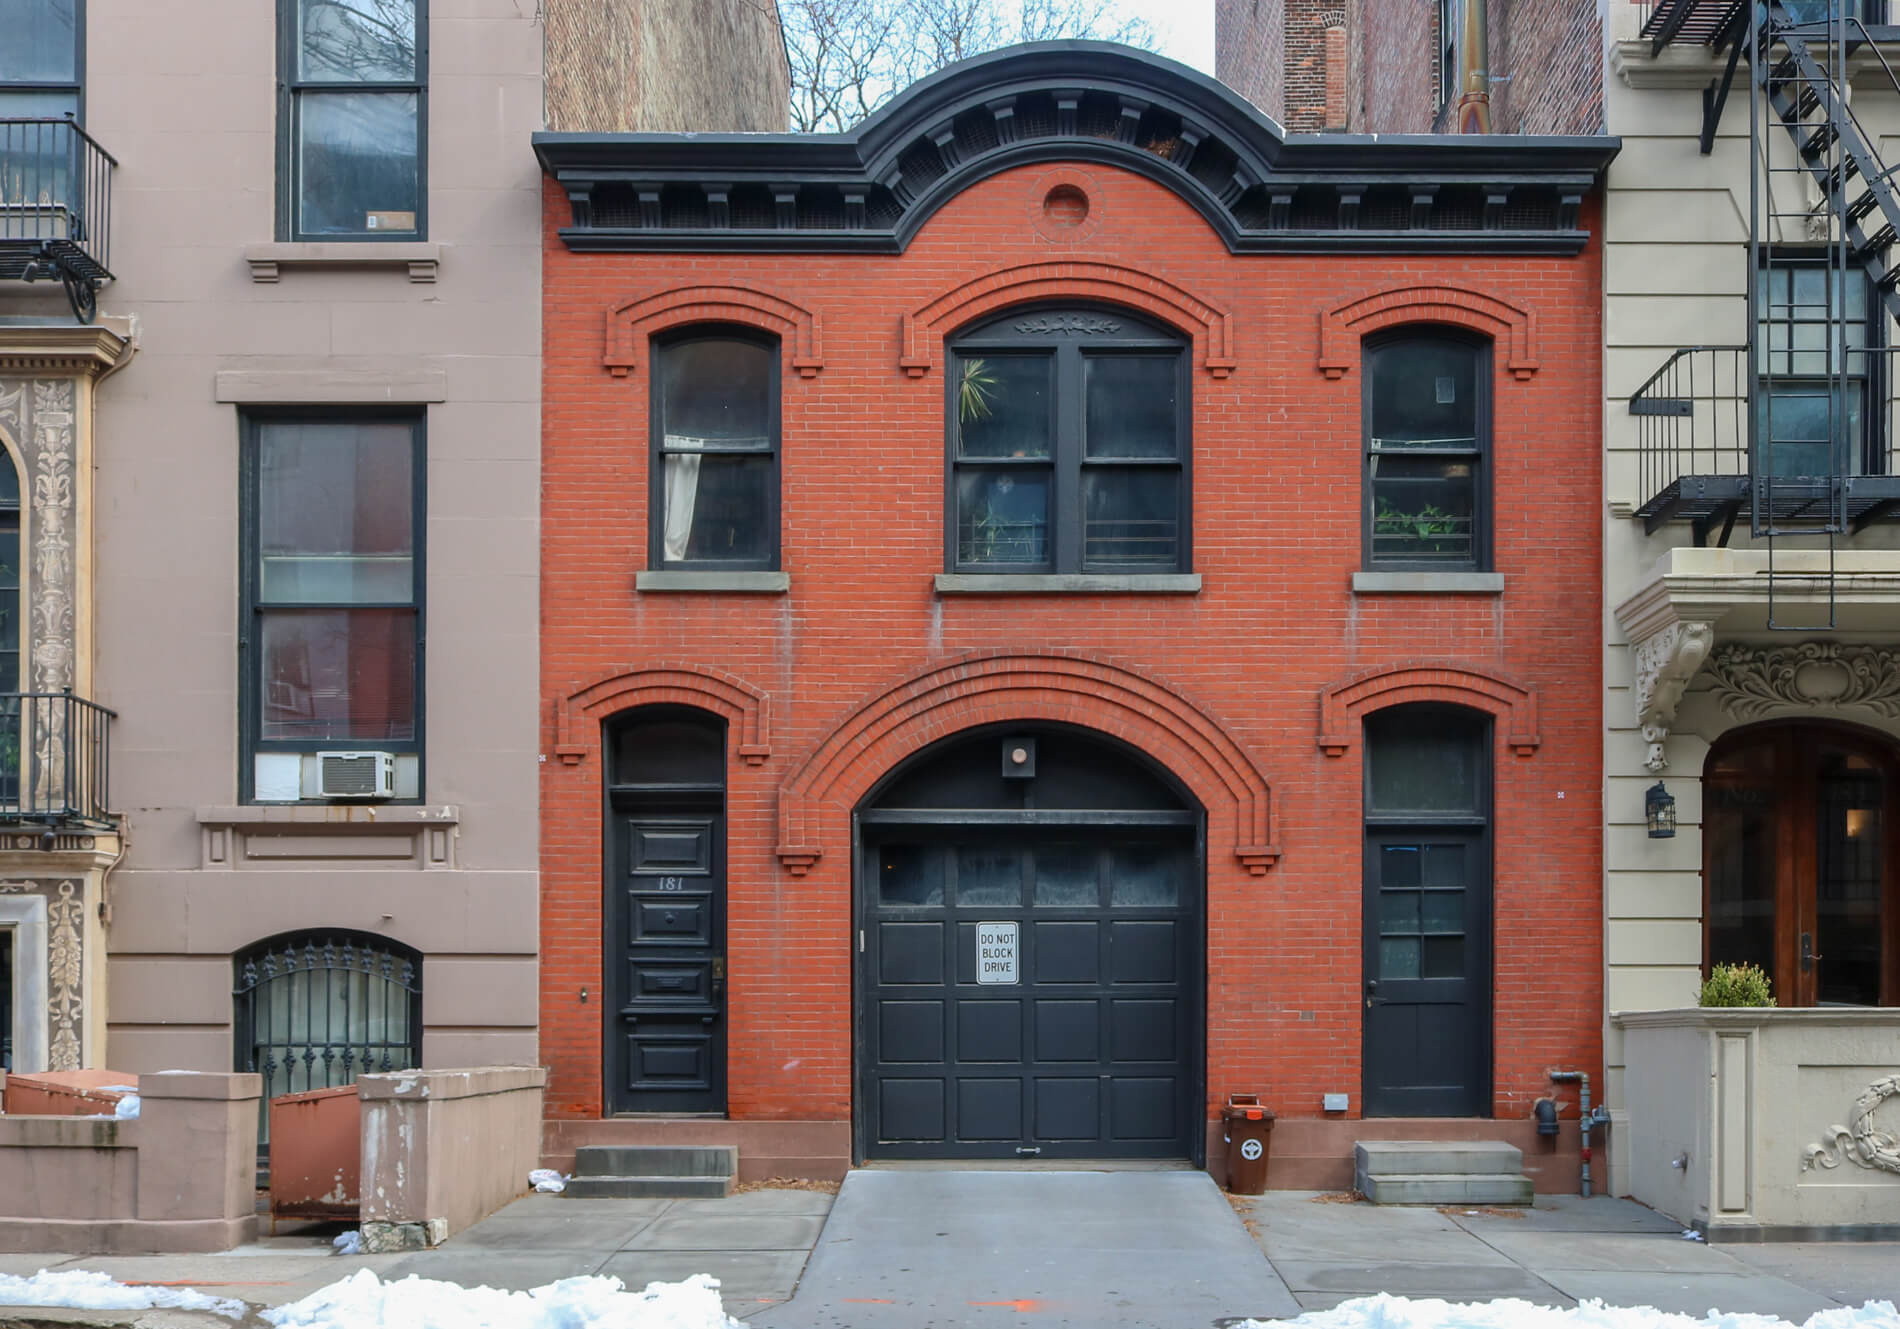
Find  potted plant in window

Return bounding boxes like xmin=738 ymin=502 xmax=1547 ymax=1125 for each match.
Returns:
xmin=1373 ymin=499 xmax=1470 ymax=561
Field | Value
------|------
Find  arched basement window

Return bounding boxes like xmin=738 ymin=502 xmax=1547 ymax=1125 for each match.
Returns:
xmin=233 ymin=930 xmax=422 ymax=1103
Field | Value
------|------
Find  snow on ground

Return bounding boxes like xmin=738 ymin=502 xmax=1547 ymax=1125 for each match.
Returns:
xmin=0 ymin=1269 xmax=248 ymax=1318
xmin=1245 ymin=1295 xmax=1900 ymax=1329
xmin=261 ymin=1269 xmax=742 ymax=1329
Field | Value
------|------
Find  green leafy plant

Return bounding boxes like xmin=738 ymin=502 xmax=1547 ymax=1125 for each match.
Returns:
xmin=1374 ymin=499 xmax=1462 ymax=539
xmin=959 ymin=357 xmax=998 ymax=423
xmin=1698 ymin=961 xmax=1774 ymax=1007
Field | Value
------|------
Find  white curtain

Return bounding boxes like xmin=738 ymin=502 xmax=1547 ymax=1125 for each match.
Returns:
xmin=663 ymin=452 xmax=702 ymax=562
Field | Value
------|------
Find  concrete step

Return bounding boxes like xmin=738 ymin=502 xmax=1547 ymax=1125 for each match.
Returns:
xmin=1354 ymin=1140 xmax=1523 ymax=1177
xmin=564 ymin=1173 xmax=735 ymax=1199
xmin=572 ymin=1145 xmax=737 ymax=1179
xmin=1356 ymin=1171 xmax=1534 ymax=1207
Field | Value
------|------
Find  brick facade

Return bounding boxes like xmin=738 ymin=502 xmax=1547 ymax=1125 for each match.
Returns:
xmin=538 ymin=125 xmax=1608 ymax=1172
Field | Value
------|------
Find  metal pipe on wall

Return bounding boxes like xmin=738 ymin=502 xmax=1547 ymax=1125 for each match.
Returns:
xmin=1454 ymin=0 xmax=1491 ymax=134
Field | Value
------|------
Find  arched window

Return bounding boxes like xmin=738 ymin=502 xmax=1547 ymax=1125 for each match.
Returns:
xmin=650 ymin=329 xmax=780 ymax=571
xmin=946 ymin=306 xmax=1190 ymax=575
xmin=1363 ymin=330 xmax=1490 ymax=571
xmin=233 ymin=930 xmax=422 ymax=1105
xmin=1705 ymin=723 xmax=1897 ymax=1007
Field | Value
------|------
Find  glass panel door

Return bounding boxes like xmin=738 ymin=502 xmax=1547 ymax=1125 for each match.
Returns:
xmin=1816 ymin=749 xmax=1884 ymax=1005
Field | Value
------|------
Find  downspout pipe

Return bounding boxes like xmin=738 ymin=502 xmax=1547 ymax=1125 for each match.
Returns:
xmin=1454 ymin=0 xmax=1492 ymax=133
xmin=1549 ymin=1070 xmax=1608 ymax=1198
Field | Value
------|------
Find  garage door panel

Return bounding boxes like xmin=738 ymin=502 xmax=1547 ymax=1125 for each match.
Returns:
xmin=879 ymin=1078 xmax=946 ymax=1141
xmin=1034 ymin=920 xmax=1100 ymax=983
xmin=958 ymin=1079 xmax=1024 ymax=1140
xmin=880 ymin=921 xmax=944 ymax=985
xmin=1110 ymin=920 xmax=1177 ymax=984
xmin=1111 ymin=1076 xmax=1178 ymax=1139
xmin=956 ymin=999 xmax=1023 ymax=1062
xmin=1110 ymin=998 xmax=1176 ymax=1063
xmin=879 ymin=1000 xmax=945 ymax=1063
xmin=1034 ymin=999 xmax=1100 ymax=1061
xmin=1034 ymin=1077 xmax=1101 ymax=1139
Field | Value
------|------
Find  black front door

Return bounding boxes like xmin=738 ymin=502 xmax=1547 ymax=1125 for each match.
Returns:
xmin=859 ymin=833 xmax=1200 ymax=1159
xmin=1362 ymin=832 xmax=1491 ymax=1115
xmin=607 ymin=808 xmax=727 ymax=1113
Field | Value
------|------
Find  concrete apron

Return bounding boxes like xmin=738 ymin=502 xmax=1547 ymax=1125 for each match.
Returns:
xmin=751 ymin=1169 xmax=1300 ymax=1328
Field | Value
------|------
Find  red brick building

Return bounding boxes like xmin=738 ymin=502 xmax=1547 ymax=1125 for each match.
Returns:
xmin=533 ymin=45 xmax=1617 ymax=1186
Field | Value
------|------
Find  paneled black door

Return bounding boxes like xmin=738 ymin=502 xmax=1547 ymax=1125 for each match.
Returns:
xmin=860 ymin=834 xmax=1199 ymax=1159
xmin=607 ymin=808 xmax=726 ymax=1113
xmin=1362 ymin=832 xmax=1490 ymax=1115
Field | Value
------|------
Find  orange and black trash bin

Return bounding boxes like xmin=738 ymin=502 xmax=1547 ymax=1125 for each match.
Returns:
xmin=1222 ymin=1093 xmax=1276 ymax=1194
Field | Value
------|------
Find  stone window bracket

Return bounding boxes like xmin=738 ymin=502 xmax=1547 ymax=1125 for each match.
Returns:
xmin=1632 ymin=620 xmax=1717 ymax=774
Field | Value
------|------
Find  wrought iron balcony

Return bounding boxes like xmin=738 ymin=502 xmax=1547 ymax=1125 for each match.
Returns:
xmin=1629 ymin=345 xmax=1900 ymax=544
xmin=0 ymin=691 xmax=116 ymax=830
xmin=0 ymin=118 xmax=115 ymax=324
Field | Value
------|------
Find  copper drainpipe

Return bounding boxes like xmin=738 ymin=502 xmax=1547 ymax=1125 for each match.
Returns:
xmin=1453 ymin=0 xmax=1491 ymax=134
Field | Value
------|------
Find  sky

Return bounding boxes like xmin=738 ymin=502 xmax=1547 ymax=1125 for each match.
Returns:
xmin=1123 ymin=0 xmax=1214 ymax=73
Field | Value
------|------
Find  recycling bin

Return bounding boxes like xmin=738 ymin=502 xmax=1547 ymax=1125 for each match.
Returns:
xmin=1221 ymin=1093 xmax=1275 ymax=1194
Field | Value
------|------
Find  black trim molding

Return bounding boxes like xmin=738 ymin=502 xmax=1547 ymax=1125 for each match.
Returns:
xmin=534 ymin=42 xmax=1619 ymax=257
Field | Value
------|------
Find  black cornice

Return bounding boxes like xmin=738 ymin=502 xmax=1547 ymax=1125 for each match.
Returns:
xmin=534 ymin=42 xmax=1619 ymax=256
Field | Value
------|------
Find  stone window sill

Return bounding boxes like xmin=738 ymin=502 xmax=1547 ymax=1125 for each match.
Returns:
xmin=198 ymin=805 xmax=459 ymax=827
xmin=936 ymin=574 xmax=1202 ymax=594
xmin=1352 ymin=571 xmax=1505 ymax=594
xmin=636 ymin=570 xmax=790 ymax=593
xmin=245 ymin=242 xmax=441 ymax=283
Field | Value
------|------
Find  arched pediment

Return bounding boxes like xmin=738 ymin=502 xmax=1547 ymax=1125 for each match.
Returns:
xmin=535 ymin=43 xmax=1616 ymax=257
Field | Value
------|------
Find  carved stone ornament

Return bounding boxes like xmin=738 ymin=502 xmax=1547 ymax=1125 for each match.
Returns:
xmin=1012 ymin=315 xmax=1121 ymax=335
xmin=1632 ymin=621 xmax=1716 ymax=774
xmin=1703 ymin=641 xmax=1900 ymax=723
xmin=1803 ymin=1074 xmax=1900 ymax=1176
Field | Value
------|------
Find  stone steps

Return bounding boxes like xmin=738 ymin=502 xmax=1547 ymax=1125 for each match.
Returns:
xmin=566 ymin=1145 xmax=737 ymax=1199
xmin=1354 ymin=1140 xmax=1533 ymax=1206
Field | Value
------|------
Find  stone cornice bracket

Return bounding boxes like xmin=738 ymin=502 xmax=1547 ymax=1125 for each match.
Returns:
xmin=556 ymin=665 xmax=771 ymax=769
xmin=601 ymin=284 xmax=823 ymax=379
xmin=1316 ymin=283 xmax=1538 ymax=381
xmin=1633 ymin=621 xmax=1715 ymax=773
xmin=0 ymin=322 xmax=134 ymax=378
xmin=1702 ymin=640 xmax=1900 ymax=723
xmin=898 ymin=261 xmax=1236 ymax=380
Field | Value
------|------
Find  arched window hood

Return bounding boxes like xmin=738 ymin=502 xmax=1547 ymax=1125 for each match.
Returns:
xmin=534 ymin=41 xmax=1618 ymax=256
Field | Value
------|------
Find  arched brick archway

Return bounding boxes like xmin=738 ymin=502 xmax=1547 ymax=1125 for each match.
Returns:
xmin=775 ymin=650 xmax=1278 ymax=876
xmin=1316 ymin=662 xmax=1541 ymax=758
xmin=554 ymin=664 xmax=771 ymax=766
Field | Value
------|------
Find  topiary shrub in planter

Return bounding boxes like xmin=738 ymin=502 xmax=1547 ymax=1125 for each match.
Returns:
xmin=1698 ymin=961 xmax=1773 ymax=1007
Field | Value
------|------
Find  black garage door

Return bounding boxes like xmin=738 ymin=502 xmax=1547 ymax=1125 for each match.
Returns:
xmin=854 ymin=728 xmax=1203 ymax=1161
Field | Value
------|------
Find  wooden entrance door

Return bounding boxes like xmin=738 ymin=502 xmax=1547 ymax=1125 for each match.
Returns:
xmin=1705 ymin=724 xmax=1899 ymax=1006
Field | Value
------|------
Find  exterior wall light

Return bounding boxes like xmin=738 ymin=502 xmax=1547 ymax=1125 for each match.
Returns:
xmin=1645 ymin=781 xmax=1677 ymax=839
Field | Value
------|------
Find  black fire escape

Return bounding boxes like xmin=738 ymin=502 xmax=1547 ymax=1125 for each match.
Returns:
xmin=1631 ymin=0 xmax=1900 ymax=627
xmin=0 ymin=116 xmax=114 ymax=323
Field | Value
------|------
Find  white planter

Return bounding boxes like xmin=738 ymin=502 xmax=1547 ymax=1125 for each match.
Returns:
xmin=1615 ymin=1008 xmax=1900 ymax=1240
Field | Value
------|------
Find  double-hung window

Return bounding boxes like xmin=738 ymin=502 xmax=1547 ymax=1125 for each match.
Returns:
xmin=242 ymin=413 xmax=424 ymax=801
xmin=1758 ymin=259 xmax=1879 ymax=478
xmin=279 ymin=0 xmax=426 ymax=240
xmin=650 ymin=330 xmax=780 ymax=571
xmin=1364 ymin=331 xmax=1489 ymax=572
xmin=947 ymin=308 xmax=1190 ymax=575
xmin=0 ymin=0 xmax=80 ymax=121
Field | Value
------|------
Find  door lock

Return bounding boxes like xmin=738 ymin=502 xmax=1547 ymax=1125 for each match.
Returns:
xmin=1365 ymin=978 xmax=1380 ymax=1009
xmin=1800 ymin=933 xmax=1820 ymax=974
xmin=711 ymin=954 xmax=726 ymax=997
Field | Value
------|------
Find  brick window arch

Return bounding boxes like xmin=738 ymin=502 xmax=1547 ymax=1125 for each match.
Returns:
xmin=1317 ymin=662 xmax=1540 ymax=759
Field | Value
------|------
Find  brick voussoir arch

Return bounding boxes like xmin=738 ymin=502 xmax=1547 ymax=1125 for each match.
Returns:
xmin=555 ymin=664 xmax=771 ymax=767
xmin=899 ymin=261 xmax=1236 ymax=379
xmin=775 ymin=651 xmax=1277 ymax=877
xmin=1316 ymin=662 xmax=1541 ymax=758
xmin=602 ymin=283 xmax=823 ymax=379
xmin=1316 ymin=283 xmax=1538 ymax=381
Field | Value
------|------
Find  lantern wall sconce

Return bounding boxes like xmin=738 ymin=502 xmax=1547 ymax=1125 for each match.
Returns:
xmin=1645 ymin=781 xmax=1677 ymax=839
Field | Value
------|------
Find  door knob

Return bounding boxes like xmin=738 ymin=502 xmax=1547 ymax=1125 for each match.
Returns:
xmin=1800 ymin=933 xmax=1820 ymax=973
xmin=1364 ymin=978 xmax=1379 ymax=1008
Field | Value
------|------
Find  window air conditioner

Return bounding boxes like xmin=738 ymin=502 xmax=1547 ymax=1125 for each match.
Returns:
xmin=316 ymin=750 xmax=397 ymax=800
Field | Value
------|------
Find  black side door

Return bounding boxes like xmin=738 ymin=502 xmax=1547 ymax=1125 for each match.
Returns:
xmin=1362 ymin=832 xmax=1491 ymax=1116
xmin=607 ymin=806 xmax=726 ymax=1114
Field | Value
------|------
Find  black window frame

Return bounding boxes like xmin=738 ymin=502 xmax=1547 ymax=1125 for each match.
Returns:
xmin=1436 ymin=0 xmax=1457 ymax=112
xmin=0 ymin=0 xmax=82 ymax=122
xmin=647 ymin=326 xmax=783 ymax=574
xmin=944 ymin=305 xmax=1192 ymax=576
xmin=275 ymin=0 xmax=429 ymax=242
xmin=238 ymin=407 xmax=427 ymax=804
xmin=1361 ymin=327 xmax=1492 ymax=574
xmin=1756 ymin=253 xmax=1886 ymax=479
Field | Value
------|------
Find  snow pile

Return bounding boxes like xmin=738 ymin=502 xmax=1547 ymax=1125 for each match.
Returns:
xmin=1245 ymin=1295 xmax=1900 ymax=1329
xmin=0 ymin=1269 xmax=246 ymax=1318
xmin=112 ymin=1093 xmax=141 ymax=1119
xmin=262 ymin=1269 xmax=743 ymax=1329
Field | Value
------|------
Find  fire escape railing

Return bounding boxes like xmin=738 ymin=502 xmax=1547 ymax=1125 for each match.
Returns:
xmin=0 ymin=117 xmax=115 ymax=324
xmin=0 ymin=691 xmax=116 ymax=829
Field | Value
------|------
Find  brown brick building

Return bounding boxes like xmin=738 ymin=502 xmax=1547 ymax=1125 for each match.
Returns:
xmin=533 ymin=45 xmax=1616 ymax=1185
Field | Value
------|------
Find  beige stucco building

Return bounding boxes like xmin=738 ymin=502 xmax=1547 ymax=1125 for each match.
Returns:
xmin=1601 ymin=4 xmax=1900 ymax=1233
xmin=1 ymin=0 xmax=785 ymax=1103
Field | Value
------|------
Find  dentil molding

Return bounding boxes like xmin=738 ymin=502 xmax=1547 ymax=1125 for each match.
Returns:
xmin=1632 ymin=621 xmax=1716 ymax=773
xmin=1703 ymin=641 xmax=1900 ymax=722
